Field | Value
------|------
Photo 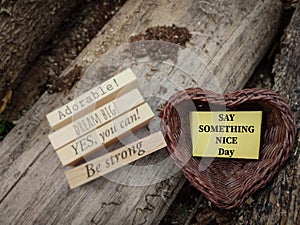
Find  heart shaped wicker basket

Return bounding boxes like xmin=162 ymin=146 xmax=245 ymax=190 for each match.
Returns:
xmin=160 ymin=88 xmax=296 ymax=209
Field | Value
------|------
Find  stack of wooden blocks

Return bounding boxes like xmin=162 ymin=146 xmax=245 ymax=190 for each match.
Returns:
xmin=46 ymin=69 xmax=166 ymax=188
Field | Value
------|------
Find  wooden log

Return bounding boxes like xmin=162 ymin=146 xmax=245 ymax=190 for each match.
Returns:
xmin=181 ymin=4 xmax=300 ymax=225
xmin=233 ymin=3 xmax=300 ymax=224
xmin=0 ymin=0 xmax=82 ymax=101
xmin=0 ymin=0 xmax=282 ymax=224
xmin=1 ymin=0 xmax=126 ymax=122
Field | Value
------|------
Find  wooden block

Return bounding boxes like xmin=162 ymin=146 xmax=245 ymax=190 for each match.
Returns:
xmin=56 ymin=103 xmax=154 ymax=166
xmin=46 ymin=68 xmax=138 ymax=130
xmin=65 ymin=131 xmax=166 ymax=189
xmin=48 ymin=89 xmax=144 ymax=150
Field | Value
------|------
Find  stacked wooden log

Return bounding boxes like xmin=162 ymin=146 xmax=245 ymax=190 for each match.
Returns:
xmin=0 ymin=0 xmax=298 ymax=224
xmin=0 ymin=0 xmax=83 ymax=101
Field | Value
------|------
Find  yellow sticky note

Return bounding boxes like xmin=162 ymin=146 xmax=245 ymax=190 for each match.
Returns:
xmin=190 ymin=111 xmax=262 ymax=159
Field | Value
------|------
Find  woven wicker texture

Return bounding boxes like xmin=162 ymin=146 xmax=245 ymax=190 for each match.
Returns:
xmin=160 ymin=88 xmax=296 ymax=209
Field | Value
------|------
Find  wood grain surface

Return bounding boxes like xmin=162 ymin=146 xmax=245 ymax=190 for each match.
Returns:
xmin=0 ymin=0 xmax=282 ymax=224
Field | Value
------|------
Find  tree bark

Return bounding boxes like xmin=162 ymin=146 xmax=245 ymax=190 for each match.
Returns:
xmin=0 ymin=0 xmax=82 ymax=101
xmin=0 ymin=0 xmax=282 ymax=224
xmin=234 ymin=3 xmax=300 ymax=224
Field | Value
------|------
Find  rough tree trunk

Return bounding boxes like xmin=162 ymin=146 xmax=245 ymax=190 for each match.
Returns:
xmin=0 ymin=0 xmax=82 ymax=101
xmin=235 ymin=3 xmax=300 ymax=224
